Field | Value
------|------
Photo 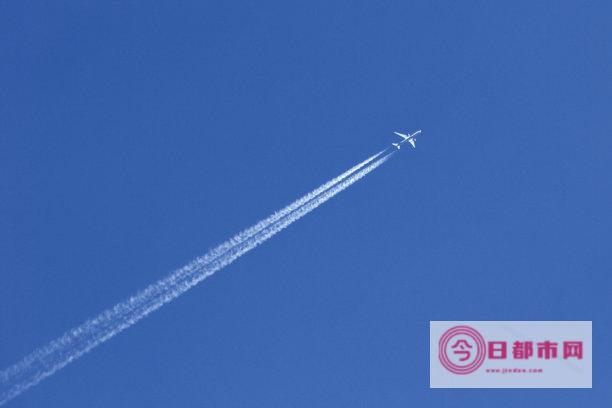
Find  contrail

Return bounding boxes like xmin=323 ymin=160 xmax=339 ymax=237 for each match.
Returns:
xmin=0 ymin=149 xmax=393 ymax=406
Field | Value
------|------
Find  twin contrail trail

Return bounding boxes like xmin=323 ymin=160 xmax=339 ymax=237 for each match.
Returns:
xmin=0 ymin=149 xmax=394 ymax=406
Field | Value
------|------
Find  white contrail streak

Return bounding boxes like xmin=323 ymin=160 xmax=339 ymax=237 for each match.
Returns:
xmin=0 ymin=150 xmax=393 ymax=406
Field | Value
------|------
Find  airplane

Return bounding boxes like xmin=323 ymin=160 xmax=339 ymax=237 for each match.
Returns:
xmin=392 ymin=129 xmax=422 ymax=149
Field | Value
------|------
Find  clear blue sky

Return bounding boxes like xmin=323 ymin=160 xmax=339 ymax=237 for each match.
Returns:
xmin=1 ymin=1 xmax=611 ymax=406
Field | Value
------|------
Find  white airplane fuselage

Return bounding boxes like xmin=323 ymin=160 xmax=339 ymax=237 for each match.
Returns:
xmin=392 ymin=130 xmax=421 ymax=149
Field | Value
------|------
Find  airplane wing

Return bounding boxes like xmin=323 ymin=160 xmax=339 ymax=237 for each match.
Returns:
xmin=409 ymin=139 xmax=416 ymax=148
xmin=394 ymin=131 xmax=409 ymax=140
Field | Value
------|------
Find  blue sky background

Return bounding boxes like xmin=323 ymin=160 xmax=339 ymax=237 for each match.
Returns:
xmin=1 ymin=1 xmax=611 ymax=406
